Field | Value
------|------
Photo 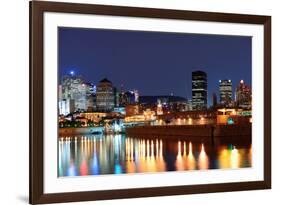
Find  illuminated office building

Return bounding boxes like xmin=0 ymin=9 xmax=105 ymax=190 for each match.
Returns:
xmin=60 ymin=73 xmax=87 ymax=111
xmin=235 ymin=80 xmax=252 ymax=109
xmin=59 ymin=72 xmax=96 ymax=112
xmin=192 ymin=71 xmax=207 ymax=110
xmin=96 ymin=78 xmax=115 ymax=112
xmin=219 ymin=79 xmax=233 ymax=107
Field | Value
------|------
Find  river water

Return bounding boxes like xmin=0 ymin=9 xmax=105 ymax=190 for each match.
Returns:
xmin=58 ymin=134 xmax=251 ymax=177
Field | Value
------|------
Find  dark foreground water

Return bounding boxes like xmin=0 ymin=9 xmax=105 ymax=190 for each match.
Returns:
xmin=58 ymin=134 xmax=251 ymax=177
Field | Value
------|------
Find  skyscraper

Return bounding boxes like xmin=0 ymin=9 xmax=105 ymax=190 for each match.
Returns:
xmin=60 ymin=73 xmax=87 ymax=112
xmin=192 ymin=71 xmax=207 ymax=110
xmin=96 ymin=78 xmax=115 ymax=112
xmin=235 ymin=80 xmax=251 ymax=109
xmin=219 ymin=79 xmax=233 ymax=107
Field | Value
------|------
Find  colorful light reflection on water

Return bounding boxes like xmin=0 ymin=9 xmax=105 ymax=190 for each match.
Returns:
xmin=58 ymin=135 xmax=251 ymax=177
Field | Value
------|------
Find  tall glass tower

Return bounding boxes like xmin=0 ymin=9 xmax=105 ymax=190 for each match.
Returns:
xmin=192 ymin=71 xmax=207 ymax=110
xmin=219 ymin=79 xmax=233 ymax=107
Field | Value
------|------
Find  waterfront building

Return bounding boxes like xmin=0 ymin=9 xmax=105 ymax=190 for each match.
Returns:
xmin=219 ymin=79 xmax=233 ymax=107
xmin=235 ymin=80 xmax=252 ymax=109
xmin=192 ymin=71 xmax=207 ymax=110
xmin=125 ymin=104 xmax=139 ymax=116
xmin=96 ymin=78 xmax=115 ymax=112
xmin=217 ymin=108 xmax=252 ymax=125
xmin=143 ymin=109 xmax=156 ymax=121
xmin=124 ymin=115 xmax=146 ymax=123
xmin=80 ymin=112 xmax=107 ymax=123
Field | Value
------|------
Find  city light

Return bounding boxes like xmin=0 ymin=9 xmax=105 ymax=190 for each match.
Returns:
xmin=198 ymin=144 xmax=209 ymax=170
xmin=58 ymin=71 xmax=252 ymax=176
xmin=227 ymin=118 xmax=234 ymax=125
xmin=113 ymin=123 xmax=122 ymax=133
xmin=230 ymin=146 xmax=240 ymax=168
xmin=187 ymin=142 xmax=196 ymax=170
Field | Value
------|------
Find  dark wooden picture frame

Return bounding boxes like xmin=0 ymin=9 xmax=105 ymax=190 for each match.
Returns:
xmin=30 ymin=1 xmax=271 ymax=204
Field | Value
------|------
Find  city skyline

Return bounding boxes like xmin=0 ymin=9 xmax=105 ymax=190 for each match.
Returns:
xmin=58 ymin=28 xmax=253 ymax=177
xmin=60 ymin=71 xmax=250 ymax=107
xmin=59 ymin=27 xmax=252 ymax=106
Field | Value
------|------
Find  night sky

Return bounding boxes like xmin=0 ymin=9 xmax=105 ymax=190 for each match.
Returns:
xmin=59 ymin=27 xmax=252 ymax=106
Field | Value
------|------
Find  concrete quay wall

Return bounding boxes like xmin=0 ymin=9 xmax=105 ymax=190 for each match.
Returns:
xmin=126 ymin=124 xmax=251 ymax=138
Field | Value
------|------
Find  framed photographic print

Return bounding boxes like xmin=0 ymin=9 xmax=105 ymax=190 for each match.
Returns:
xmin=29 ymin=0 xmax=271 ymax=204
